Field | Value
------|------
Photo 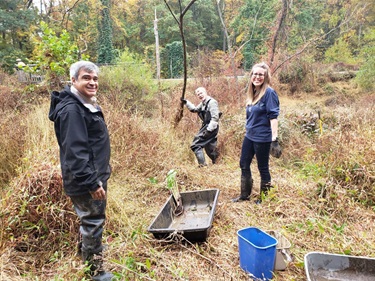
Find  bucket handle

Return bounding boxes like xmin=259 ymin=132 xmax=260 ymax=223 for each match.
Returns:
xmin=281 ymin=249 xmax=293 ymax=262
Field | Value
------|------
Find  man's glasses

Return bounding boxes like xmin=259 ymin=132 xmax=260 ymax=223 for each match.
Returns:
xmin=252 ymin=73 xmax=265 ymax=77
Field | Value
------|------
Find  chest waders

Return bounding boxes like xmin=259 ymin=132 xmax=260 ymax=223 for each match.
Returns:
xmin=71 ymin=192 xmax=114 ymax=281
xmin=191 ymin=100 xmax=219 ymax=166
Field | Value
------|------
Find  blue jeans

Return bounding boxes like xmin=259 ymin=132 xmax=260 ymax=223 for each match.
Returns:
xmin=239 ymin=136 xmax=271 ymax=182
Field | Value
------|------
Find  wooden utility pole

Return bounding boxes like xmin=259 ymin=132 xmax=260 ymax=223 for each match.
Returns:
xmin=154 ymin=9 xmax=161 ymax=80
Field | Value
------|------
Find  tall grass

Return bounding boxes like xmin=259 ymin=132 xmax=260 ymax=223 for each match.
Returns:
xmin=280 ymin=93 xmax=375 ymax=209
xmin=0 ymin=103 xmax=78 ymax=278
xmin=0 ymin=64 xmax=374 ymax=280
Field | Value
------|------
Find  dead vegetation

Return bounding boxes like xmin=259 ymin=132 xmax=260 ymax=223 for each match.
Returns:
xmin=0 ymin=68 xmax=374 ymax=280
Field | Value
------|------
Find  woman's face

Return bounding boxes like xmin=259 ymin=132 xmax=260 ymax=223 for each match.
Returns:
xmin=251 ymin=66 xmax=266 ymax=89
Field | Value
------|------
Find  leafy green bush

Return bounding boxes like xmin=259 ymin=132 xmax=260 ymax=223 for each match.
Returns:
xmin=31 ymin=21 xmax=88 ymax=89
xmin=99 ymin=49 xmax=158 ymax=112
xmin=0 ymin=48 xmax=28 ymax=74
xmin=324 ymin=38 xmax=356 ymax=64
xmin=355 ymin=29 xmax=375 ymax=90
xmin=161 ymin=41 xmax=184 ymax=78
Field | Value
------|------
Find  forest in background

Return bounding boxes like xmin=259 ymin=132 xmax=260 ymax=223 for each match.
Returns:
xmin=1 ymin=0 xmax=374 ymax=90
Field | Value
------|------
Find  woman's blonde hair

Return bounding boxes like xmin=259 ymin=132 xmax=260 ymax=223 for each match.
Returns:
xmin=246 ymin=62 xmax=271 ymax=106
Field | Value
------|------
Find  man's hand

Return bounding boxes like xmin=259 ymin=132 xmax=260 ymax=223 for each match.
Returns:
xmin=90 ymin=186 xmax=106 ymax=200
xmin=180 ymin=98 xmax=187 ymax=104
xmin=270 ymin=139 xmax=282 ymax=158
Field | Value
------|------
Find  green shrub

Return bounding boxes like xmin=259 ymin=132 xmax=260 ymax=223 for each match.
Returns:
xmin=324 ymin=38 xmax=356 ymax=64
xmin=31 ymin=21 xmax=88 ymax=89
xmin=355 ymin=29 xmax=375 ymax=90
xmin=99 ymin=49 xmax=158 ymax=112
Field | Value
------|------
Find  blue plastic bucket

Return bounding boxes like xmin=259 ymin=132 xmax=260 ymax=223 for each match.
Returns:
xmin=237 ymin=227 xmax=278 ymax=280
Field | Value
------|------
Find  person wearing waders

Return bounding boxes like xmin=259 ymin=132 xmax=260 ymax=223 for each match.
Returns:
xmin=48 ymin=61 xmax=113 ymax=281
xmin=232 ymin=62 xmax=282 ymax=204
xmin=181 ymin=87 xmax=220 ymax=167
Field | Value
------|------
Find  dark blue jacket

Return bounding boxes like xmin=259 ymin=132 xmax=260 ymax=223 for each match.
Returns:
xmin=245 ymin=87 xmax=279 ymax=143
xmin=48 ymin=86 xmax=111 ymax=196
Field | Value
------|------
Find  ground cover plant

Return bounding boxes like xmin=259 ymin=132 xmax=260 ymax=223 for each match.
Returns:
xmin=0 ymin=66 xmax=374 ymax=280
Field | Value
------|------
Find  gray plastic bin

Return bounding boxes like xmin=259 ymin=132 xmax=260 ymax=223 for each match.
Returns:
xmin=305 ymin=252 xmax=375 ymax=281
xmin=148 ymin=189 xmax=220 ymax=242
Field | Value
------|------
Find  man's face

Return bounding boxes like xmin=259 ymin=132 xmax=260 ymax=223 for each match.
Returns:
xmin=195 ymin=89 xmax=207 ymax=101
xmin=72 ymin=69 xmax=98 ymax=99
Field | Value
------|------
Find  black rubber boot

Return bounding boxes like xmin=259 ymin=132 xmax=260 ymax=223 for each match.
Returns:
xmin=232 ymin=176 xmax=253 ymax=202
xmin=83 ymin=252 xmax=114 ymax=281
xmin=76 ymin=232 xmax=83 ymax=257
xmin=195 ymin=149 xmax=207 ymax=167
xmin=206 ymin=145 xmax=219 ymax=164
xmin=255 ymin=181 xmax=273 ymax=204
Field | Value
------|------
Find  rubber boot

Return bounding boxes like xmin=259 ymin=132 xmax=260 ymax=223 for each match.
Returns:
xmin=83 ymin=252 xmax=114 ymax=281
xmin=77 ymin=234 xmax=82 ymax=257
xmin=195 ymin=149 xmax=207 ymax=167
xmin=232 ymin=176 xmax=253 ymax=202
xmin=206 ymin=144 xmax=219 ymax=164
xmin=255 ymin=181 xmax=273 ymax=204
xmin=209 ymin=149 xmax=219 ymax=164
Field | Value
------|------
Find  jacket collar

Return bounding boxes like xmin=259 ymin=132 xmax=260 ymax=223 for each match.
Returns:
xmin=71 ymin=86 xmax=101 ymax=113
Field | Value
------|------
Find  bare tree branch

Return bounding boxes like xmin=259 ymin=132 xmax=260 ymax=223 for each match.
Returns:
xmin=216 ymin=0 xmax=231 ymax=53
xmin=164 ymin=0 xmax=180 ymax=25
xmin=61 ymin=0 xmax=82 ymax=29
xmin=233 ymin=2 xmax=262 ymax=59
xmin=273 ymin=2 xmax=366 ymax=74
xmin=25 ymin=0 xmax=33 ymax=9
xmin=163 ymin=0 xmax=198 ymax=127
xmin=181 ymin=0 xmax=196 ymax=16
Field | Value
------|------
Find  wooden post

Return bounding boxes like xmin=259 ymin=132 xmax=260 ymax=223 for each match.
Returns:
xmin=154 ymin=9 xmax=161 ymax=80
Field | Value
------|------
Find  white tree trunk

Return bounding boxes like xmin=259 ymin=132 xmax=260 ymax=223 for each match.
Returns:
xmin=154 ymin=9 xmax=161 ymax=80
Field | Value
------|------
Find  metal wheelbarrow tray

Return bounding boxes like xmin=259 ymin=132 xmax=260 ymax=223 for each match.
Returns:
xmin=148 ymin=189 xmax=220 ymax=242
xmin=305 ymin=252 xmax=375 ymax=281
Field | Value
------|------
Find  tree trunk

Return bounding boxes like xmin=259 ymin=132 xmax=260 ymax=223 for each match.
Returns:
xmin=163 ymin=0 xmax=198 ymax=127
xmin=268 ymin=0 xmax=288 ymax=69
xmin=216 ymin=0 xmax=239 ymax=99
xmin=154 ymin=9 xmax=161 ymax=81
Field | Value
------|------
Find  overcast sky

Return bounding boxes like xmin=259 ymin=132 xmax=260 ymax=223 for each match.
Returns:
xmin=32 ymin=0 xmax=48 ymax=12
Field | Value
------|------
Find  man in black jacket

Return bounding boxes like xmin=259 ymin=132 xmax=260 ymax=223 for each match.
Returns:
xmin=49 ymin=61 xmax=113 ymax=281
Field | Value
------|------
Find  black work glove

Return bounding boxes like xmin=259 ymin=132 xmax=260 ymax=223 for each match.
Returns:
xmin=270 ymin=139 xmax=282 ymax=158
xmin=202 ymin=130 xmax=212 ymax=139
xmin=180 ymin=98 xmax=187 ymax=104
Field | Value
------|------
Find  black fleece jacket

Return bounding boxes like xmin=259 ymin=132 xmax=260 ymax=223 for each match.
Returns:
xmin=48 ymin=86 xmax=111 ymax=196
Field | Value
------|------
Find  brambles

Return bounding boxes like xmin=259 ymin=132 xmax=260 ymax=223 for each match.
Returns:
xmin=2 ymin=164 xmax=78 ymax=276
xmin=0 ymin=67 xmax=374 ymax=280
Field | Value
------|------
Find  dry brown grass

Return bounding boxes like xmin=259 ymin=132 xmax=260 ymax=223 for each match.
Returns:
xmin=0 ymin=74 xmax=374 ymax=280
